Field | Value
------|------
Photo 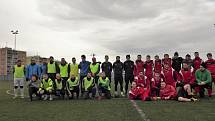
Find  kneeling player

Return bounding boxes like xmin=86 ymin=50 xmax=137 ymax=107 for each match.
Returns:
xmin=129 ymin=81 xmax=150 ymax=101
xmin=177 ymin=85 xmax=198 ymax=102
xmin=66 ymin=74 xmax=79 ymax=99
xmin=38 ymin=74 xmax=54 ymax=101
xmin=195 ymin=63 xmax=212 ymax=97
xmin=28 ymin=74 xmax=41 ymax=101
xmin=159 ymin=81 xmax=177 ymax=100
xmin=151 ymin=72 xmax=164 ymax=97
xmin=54 ymin=73 xmax=65 ymax=99
xmin=129 ymin=72 xmax=151 ymax=101
xmin=83 ymin=73 xmax=96 ymax=99
xmin=98 ymin=72 xmax=111 ymax=99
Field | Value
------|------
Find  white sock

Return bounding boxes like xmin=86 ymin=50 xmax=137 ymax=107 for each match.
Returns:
xmin=20 ymin=88 xmax=24 ymax=97
xmin=14 ymin=88 xmax=18 ymax=97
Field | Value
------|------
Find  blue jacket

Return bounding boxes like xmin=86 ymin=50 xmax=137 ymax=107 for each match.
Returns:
xmin=79 ymin=61 xmax=90 ymax=76
xmin=26 ymin=64 xmax=41 ymax=79
xmin=40 ymin=64 xmax=47 ymax=75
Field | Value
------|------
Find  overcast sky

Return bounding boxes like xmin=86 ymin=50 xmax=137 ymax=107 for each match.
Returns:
xmin=0 ymin=0 xmax=215 ymax=62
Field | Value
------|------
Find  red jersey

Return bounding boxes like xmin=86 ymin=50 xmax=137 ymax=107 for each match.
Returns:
xmin=145 ymin=60 xmax=153 ymax=79
xmin=134 ymin=60 xmax=144 ymax=76
xmin=151 ymin=73 xmax=165 ymax=88
xmin=134 ymin=75 xmax=150 ymax=88
xmin=162 ymin=58 xmax=172 ymax=73
xmin=129 ymin=86 xmax=150 ymax=101
xmin=178 ymin=68 xmax=195 ymax=84
xmin=193 ymin=57 xmax=203 ymax=72
xmin=159 ymin=84 xmax=177 ymax=100
xmin=154 ymin=59 xmax=162 ymax=73
xmin=205 ymin=59 xmax=215 ymax=79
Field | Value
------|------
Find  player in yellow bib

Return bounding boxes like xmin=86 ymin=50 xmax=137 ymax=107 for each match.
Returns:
xmin=70 ymin=57 xmax=79 ymax=77
xmin=89 ymin=57 xmax=100 ymax=84
xmin=59 ymin=58 xmax=69 ymax=90
xmin=98 ymin=72 xmax=111 ymax=100
xmin=13 ymin=60 xmax=25 ymax=99
xmin=83 ymin=73 xmax=96 ymax=99
xmin=66 ymin=74 xmax=80 ymax=99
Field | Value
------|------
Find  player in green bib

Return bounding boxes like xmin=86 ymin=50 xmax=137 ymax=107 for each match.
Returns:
xmin=13 ymin=60 xmax=25 ymax=99
xmin=66 ymin=74 xmax=80 ymax=99
xmin=38 ymin=74 xmax=54 ymax=101
xmin=98 ymin=72 xmax=111 ymax=99
xmin=89 ymin=57 xmax=100 ymax=84
xmin=59 ymin=58 xmax=70 ymax=90
xmin=54 ymin=73 xmax=65 ymax=99
xmin=83 ymin=73 xmax=96 ymax=99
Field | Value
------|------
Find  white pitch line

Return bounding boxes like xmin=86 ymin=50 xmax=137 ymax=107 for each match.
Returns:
xmin=6 ymin=90 xmax=28 ymax=97
xmin=6 ymin=90 xmax=14 ymax=96
xmin=130 ymin=100 xmax=150 ymax=121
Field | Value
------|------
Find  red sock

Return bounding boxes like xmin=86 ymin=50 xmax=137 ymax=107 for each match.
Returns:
xmin=207 ymin=89 xmax=212 ymax=97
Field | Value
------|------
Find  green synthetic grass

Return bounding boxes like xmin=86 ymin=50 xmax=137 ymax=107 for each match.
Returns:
xmin=0 ymin=80 xmax=215 ymax=121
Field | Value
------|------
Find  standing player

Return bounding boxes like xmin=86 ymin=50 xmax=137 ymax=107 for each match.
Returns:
xmin=193 ymin=52 xmax=203 ymax=73
xmin=69 ymin=57 xmax=79 ymax=78
xmin=101 ymin=55 xmax=112 ymax=84
xmin=47 ymin=56 xmax=59 ymax=82
xmin=113 ymin=56 xmax=124 ymax=97
xmin=26 ymin=58 xmax=41 ymax=81
xmin=205 ymin=53 xmax=215 ymax=84
xmin=40 ymin=58 xmax=47 ymax=78
xmin=124 ymin=55 xmax=134 ymax=96
xmin=79 ymin=55 xmax=91 ymax=96
xmin=172 ymin=52 xmax=183 ymax=81
xmin=13 ymin=60 xmax=25 ymax=99
xmin=154 ymin=55 xmax=162 ymax=74
xmin=89 ymin=57 xmax=100 ymax=84
xmin=172 ymin=52 xmax=183 ymax=73
xmin=134 ymin=55 xmax=144 ymax=77
xmin=182 ymin=54 xmax=193 ymax=69
xmin=144 ymin=55 xmax=153 ymax=80
xmin=59 ymin=58 xmax=70 ymax=91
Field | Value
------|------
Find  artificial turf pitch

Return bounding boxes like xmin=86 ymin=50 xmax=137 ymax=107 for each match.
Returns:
xmin=0 ymin=80 xmax=215 ymax=121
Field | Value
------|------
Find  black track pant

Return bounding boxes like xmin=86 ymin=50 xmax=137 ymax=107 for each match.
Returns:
xmin=125 ymin=74 xmax=134 ymax=94
xmin=114 ymin=75 xmax=123 ymax=92
xmin=28 ymin=87 xmax=41 ymax=101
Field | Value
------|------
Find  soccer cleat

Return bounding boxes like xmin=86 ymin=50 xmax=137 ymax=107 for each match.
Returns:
xmin=121 ymin=92 xmax=125 ymax=97
xmin=114 ymin=91 xmax=118 ymax=98
xmin=191 ymin=97 xmax=198 ymax=102
xmin=43 ymin=95 xmax=48 ymax=100
xmin=13 ymin=96 xmax=18 ymax=99
xmin=49 ymin=95 xmax=53 ymax=101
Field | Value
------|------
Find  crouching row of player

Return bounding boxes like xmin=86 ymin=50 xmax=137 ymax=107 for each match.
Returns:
xmin=28 ymin=72 xmax=111 ymax=101
xmin=129 ymin=80 xmax=197 ymax=102
xmin=129 ymin=63 xmax=212 ymax=102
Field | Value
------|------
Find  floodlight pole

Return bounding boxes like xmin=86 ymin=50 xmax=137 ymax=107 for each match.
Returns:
xmin=11 ymin=30 xmax=19 ymax=50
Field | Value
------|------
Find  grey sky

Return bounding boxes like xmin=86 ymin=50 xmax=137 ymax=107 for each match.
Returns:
xmin=0 ymin=0 xmax=215 ymax=61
